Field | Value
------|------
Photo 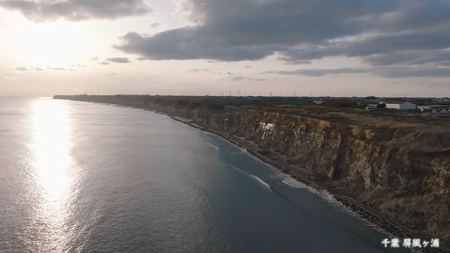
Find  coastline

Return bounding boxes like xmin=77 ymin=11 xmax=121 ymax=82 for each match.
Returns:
xmin=58 ymin=99 xmax=449 ymax=253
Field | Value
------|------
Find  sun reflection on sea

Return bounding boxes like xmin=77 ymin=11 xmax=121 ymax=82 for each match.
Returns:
xmin=27 ymin=99 xmax=77 ymax=252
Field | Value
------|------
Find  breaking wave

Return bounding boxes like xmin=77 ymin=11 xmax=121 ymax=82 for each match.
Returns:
xmin=206 ymin=143 xmax=220 ymax=151
xmin=251 ymin=175 xmax=270 ymax=188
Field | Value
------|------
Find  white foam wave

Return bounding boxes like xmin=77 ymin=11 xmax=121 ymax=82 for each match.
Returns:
xmin=226 ymin=164 xmax=271 ymax=189
xmin=206 ymin=143 xmax=220 ymax=151
xmin=231 ymin=147 xmax=246 ymax=154
xmin=251 ymin=175 xmax=270 ymax=188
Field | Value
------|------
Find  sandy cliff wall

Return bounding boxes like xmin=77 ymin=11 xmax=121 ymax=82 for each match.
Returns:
xmin=201 ymin=110 xmax=449 ymax=234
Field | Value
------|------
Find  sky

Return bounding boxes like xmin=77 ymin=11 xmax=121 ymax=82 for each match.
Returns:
xmin=0 ymin=0 xmax=449 ymax=97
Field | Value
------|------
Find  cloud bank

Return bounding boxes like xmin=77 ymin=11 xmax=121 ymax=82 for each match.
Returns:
xmin=106 ymin=57 xmax=131 ymax=63
xmin=112 ymin=0 xmax=450 ymax=77
xmin=0 ymin=0 xmax=151 ymax=22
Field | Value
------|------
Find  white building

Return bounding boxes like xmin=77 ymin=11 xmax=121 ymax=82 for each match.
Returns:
xmin=418 ymin=105 xmax=449 ymax=114
xmin=385 ymin=102 xmax=416 ymax=110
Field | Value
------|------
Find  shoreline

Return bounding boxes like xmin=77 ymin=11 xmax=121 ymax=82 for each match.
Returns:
xmin=59 ymin=99 xmax=449 ymax=253
xmin=169 ymin=115 xmax=448 ymax=253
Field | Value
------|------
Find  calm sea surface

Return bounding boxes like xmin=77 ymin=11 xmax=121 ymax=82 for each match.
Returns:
xmin=0 ymin=97 xmax=410 ymax=253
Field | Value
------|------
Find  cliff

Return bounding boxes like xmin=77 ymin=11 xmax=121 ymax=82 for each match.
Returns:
xmin=54 ymin=95 xmax=450 ymax=245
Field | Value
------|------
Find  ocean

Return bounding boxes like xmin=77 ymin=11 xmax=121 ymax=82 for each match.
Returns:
xmin=0 ymin=97 xmax=410 ymax=252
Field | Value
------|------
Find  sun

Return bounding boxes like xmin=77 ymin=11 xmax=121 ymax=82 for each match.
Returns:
xmin=13 ymin=22 xmax=93 ymax=67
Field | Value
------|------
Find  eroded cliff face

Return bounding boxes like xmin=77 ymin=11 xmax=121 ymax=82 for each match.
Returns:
xmin=55 ymin=95 xmax=450 ymax=241
xmin=197 ymin=109 xmax=450 ymax=241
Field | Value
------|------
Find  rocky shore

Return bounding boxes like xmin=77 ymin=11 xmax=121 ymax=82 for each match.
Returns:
xmin=169 ymin=116 xmax=448 ymax=253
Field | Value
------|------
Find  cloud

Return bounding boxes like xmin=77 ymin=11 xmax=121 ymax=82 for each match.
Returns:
xmin=267 ymin=68 xmax=368 ymax=77
xmin=15 ymin=67 xmax=28 ymax=71
xmin=35 ymin=67 xmax=44 ymax=71
xmin=106 ymin=72 xmax=117 ymax=76
xmin=49 ymin=67 xmax=66 ymax=71
xmin=438 ymin=61 xmax=450 ymax=67
xmin=150 ymin=22 xmax=160 ymax=28
xmin=100 ymin=62 xmax=110 ymax=65
xmin=112 ymin=0 xmax=450 ymax=77
xmin=230 ymin=76 xmax=245 ymax=82
xmin=189 ymin=68 xmax=209 ymax=72
xmin=114 ymin=30 xmax=277 ymax=61
xmin=106 ymin=57 xmax=131 ymax=63
xmin=364 ymin=50 xmax=450 ymax=66
xmin=278 ymin=33 xmax=450 ymax=64
xmin=0 ymin=0 xmax=151 ymax=22
xmin=374 ymin=67 xmax=450 ymax=78
xmin=267 ymin=66 xmax=450 ymax=78
xmin=225 ymin=76 xmax=267 ymax=82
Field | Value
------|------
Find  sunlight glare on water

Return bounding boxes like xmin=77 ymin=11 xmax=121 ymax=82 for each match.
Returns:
xmin=27 ymin=99 xmax=77 ymax=252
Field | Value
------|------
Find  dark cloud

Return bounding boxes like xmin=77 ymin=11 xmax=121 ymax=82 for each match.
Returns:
xmin=15 ymin=67 xmax=28 ymax=71
xmin=106 ymin=57 xmax=131 ymax=63
xmin=115 ymin=30 xmax=277 ymax=61
xmin=438 ymin=61 xmax=450 ymax=67
xmin=278 ymin=32 xmax=450 ymax=63
xmin=113 ymin=0 xmax=450 ymax=78
xmin=267 ymin=68 xmax=368 ymax=77
xmin=364 ymin=50 xmax=450 ymax=66
xmin=100 ymin=62 xmax=110 ymax=65
xmin=0 ymin=0 xmax=151 ymax=22
xmin=267 ymin=66 xmax=450 ymax=78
